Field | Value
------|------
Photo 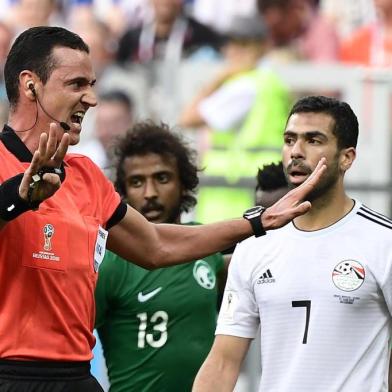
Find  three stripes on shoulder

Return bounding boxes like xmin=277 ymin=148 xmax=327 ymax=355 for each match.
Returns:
xmin=357 ymin=205 xmax=392 ymax=230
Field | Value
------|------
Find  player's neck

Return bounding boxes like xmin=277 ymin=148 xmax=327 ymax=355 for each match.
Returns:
xmin=293 ymin=185 xmax=353 ymax=231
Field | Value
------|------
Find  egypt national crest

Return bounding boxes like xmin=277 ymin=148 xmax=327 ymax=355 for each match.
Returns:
xmin=193 ymin=260 xmax=216 ymax=289
xmin=332 ymin=260 xmax=365 ymax=291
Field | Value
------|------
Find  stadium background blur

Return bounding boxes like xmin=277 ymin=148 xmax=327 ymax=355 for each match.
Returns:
xmin=1 ymin=1 xmax=391 ymax=390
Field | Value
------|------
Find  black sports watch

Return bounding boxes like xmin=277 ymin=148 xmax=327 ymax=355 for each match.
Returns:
xmin=243 ymin=206 xmax=266 ymax=237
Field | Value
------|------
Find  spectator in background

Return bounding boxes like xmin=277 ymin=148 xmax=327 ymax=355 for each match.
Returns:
xmin=116 ymin=0 xmax=223 ymax=64
xmin=256 ymin=0 xmax=339 ymax=63
xmin=255 ymin=161 xmax=289 ymax=206
xmin=100 ymin=0 xmax=148 ymax=38
xmin=2 ymin=0 xmax=61 ymax=35
xmin=0 ymin=22 xmax=12 ymax=99
xmin=340 ymin=0 xmax=392 ymax=67
xmin=70 ymin=16 xmax=116 ymax=78
xmin=179 ymin=16 xmax=291 ymax=223
xmin=65 ymin=0 xmax=95 ymax=23
xmin=109 ymin=0 xmax=225 ymax=125
xmin=320 ymin=0 xmax=376 ymax=40
xmin=192 ymin=0 xmax=258 ymax=35
xmin=72 ymin=90 xmax=134 ymax=179
xmin=0 ymin=22 xmax=12 ymax=125
xmin=95 ymin=122 xmax=224 ymax=392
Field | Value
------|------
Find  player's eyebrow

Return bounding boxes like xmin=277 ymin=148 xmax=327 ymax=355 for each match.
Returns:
xmin=284 ymin=130 xmax=328 ymax=140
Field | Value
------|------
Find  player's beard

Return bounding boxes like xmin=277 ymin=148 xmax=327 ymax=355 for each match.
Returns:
xmin=305 ymin=161 xmax=339 ymax=202
xmin=286 ymin=154 xmax=340 ymax=202
xmin=166 ymin=203 xmax=182 ymax=224
xmin=141 ymin=199 xmax=182 ymax=224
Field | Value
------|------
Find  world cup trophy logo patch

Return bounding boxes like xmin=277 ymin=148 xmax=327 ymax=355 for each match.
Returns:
xmin=43 ymin=224 xmax=55 ymax=251
xmin=332 ymin=260 xmax=365 ymax=291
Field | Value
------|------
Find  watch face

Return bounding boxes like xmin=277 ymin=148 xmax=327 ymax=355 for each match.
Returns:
xmin=244 ymin=206 xmax=265 ymax=218
xmin=243 ymin=205 xmax=267 ymax=237
xmin=246 ymin=206 xmax=264 ymax=215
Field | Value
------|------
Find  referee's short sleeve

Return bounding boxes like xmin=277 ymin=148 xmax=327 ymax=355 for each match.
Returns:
xmin=106 ymin=201 xmax=127 ymax=230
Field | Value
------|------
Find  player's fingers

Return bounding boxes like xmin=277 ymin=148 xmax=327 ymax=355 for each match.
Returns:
xmin=282 ymin=158 xmax=326 ymax=207
xmin=18 ymin=151 xmax=41 ymax=199
xmin=52 ymin=132 xmax=69 ymax=167
xmin=28 ymin=150 xmax=42 ymax=176
xmin=263 ymin=200 xmax=313 ymax=230
xmin=41 ymin=172 xmax=61 ymax=188
xmin=45 ymin=123 xmax=59 ymax=161
xmin=290 ymin=201 xmax=312 ymax=217
xmin=22 ymin=150 xmax=41 ymax=184
xmin=37 ymin=132 xmax=48 ymax=164
xmin=297 ymin=158 xmax=327 ymax=193
xmin=275 ymin=201 xmax=312 ymax=225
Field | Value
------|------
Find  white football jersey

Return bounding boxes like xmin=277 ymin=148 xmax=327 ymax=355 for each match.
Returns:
xmin=217 ymin=201 xmax=392 ymax=392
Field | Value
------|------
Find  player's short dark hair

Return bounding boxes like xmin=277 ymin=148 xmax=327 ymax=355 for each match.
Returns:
xmin=288 ymin=95 xmax=359 ymax=149
xmin=256 ymin=161 xmax=287 ymax=191
xmin=99 ymin=90 xmax=133 ymax=112
xmin=257 ymin=0 xmax=318 ymax=12
xmin=114 ymin=121 xmax=199 ymax=213
xmin=5 ymin=26 xmax=89 ymax=108
xmin=257 ymin=0 xmax=290 ymax=12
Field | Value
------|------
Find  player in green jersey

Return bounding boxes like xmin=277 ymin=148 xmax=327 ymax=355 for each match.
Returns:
xmin=95 ymin=121 xmax=224 ymax=392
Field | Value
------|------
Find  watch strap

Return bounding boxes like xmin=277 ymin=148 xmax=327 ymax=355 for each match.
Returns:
xmin=243 ymin=206 xmax=266 ymax=237
xmin=249 ymin=214 xmax=266 ymax=237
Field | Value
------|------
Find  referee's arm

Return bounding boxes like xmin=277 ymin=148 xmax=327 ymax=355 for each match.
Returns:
xmin=192 ymin=335 xmax=251 ymax=392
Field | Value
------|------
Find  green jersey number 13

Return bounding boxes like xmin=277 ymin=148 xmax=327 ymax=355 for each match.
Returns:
xmin=136 ymin=311 xmax=169 ymax=348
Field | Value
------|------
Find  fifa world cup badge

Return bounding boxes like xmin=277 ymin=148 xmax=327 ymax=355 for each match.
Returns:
xmin=43 ymin=224 xmax=55 ymax=251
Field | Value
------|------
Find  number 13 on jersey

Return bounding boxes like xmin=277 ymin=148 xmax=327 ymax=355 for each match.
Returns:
xmin=136 ymin=311 xmax=169 ymax=348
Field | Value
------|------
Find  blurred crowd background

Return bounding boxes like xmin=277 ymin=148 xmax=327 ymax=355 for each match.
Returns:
xmin=1 ymin=1 xmax=392 ymax=390
xmin=0 ymin=0 xmax=390 ymax=216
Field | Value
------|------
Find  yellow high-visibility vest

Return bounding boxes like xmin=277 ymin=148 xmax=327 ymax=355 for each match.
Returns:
xmin=196 ymin=68 xmax=291 ymax=223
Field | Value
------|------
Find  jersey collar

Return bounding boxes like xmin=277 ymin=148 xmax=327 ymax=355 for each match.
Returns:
xmin=0 ymin=124 xmax=34 ymax=162
xmin=0 ymin=125 xmax=67 ymax=181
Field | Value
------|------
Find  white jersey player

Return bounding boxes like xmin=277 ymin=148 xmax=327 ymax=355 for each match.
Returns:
xmin=218 ymin=201 xmax=392 ymax=391
xmin=193 ymin=95 xmax=392 ymax=392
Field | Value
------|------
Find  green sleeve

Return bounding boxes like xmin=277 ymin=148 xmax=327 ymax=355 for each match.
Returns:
xmin=214 ymin=252 xmax=225 ymax=273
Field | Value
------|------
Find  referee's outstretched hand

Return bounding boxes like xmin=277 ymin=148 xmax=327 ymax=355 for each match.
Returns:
xmin=261 ymin=157 xmax=327 ymax=230
xmin=19 ymin=123 xmax=70 ymax=203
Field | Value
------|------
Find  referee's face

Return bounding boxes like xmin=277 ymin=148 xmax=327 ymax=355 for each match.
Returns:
xmin=38 ymin=47 xmax=97 ymax=146
xmin=282 ymin=111 xmax=344 ymax=198
xmin=122 ymin=153 xmax=183 ymax=224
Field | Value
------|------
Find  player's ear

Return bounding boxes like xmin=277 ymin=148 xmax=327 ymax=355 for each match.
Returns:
xmin=339 ymin=147 xmax=356 ymax=172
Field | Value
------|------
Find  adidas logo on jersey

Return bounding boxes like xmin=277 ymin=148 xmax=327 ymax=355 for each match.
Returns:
xmin=257 ymin=269 xmax=275 ymax=284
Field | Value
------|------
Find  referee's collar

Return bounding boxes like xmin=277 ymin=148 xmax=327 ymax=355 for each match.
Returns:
xmin=0 ymin=125 xmax=68 ymax=182
xmin=0 ymin=124 xmax=69 ymax=167
xmin=0 ymin=124 xmax=34 ymax=162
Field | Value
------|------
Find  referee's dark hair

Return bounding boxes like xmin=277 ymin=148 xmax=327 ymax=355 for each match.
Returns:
xmin=5 ymin=26 xmax=89 ymax=108
xmin=114 ymin=121 xmax=200 ymax=213
xmin=288 ymin=95 xmax=359 ymax=149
